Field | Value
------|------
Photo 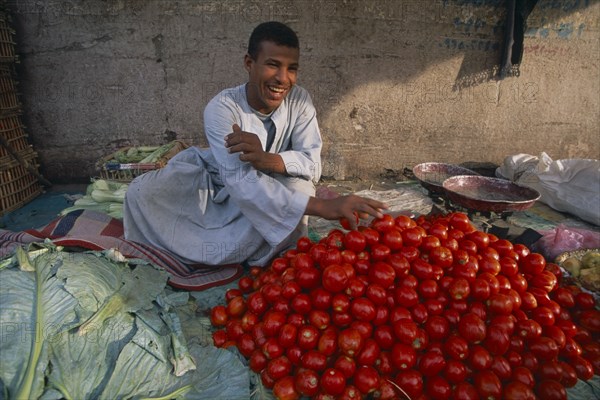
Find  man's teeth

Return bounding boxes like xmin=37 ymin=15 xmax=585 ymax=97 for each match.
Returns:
xmin=269 ymin=86 xmax=285 ymax=93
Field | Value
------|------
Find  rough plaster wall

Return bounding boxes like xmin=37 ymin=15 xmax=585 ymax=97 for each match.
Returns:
xmin=6 ymin=0 xmax=600 ymax=183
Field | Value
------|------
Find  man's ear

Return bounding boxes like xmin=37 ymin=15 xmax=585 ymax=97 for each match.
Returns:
xmin=244 ymin=54 xmax=253 ymax=72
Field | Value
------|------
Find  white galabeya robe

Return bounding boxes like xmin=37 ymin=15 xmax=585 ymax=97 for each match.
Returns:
xmin=123 ymin=84 xmax=322 ymax=266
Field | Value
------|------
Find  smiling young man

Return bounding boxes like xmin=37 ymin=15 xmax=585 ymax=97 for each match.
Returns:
xmin=123 ymin=21 xmax=386 ymax=268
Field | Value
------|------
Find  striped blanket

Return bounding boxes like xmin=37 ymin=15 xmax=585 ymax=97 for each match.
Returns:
xmin=0 ymin=209 xmax=242 ymax=291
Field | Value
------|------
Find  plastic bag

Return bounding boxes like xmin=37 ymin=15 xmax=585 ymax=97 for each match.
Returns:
xmin=534 ymin=224 xmax=600 ymax=260
xmin=497 ymin=152 xmax=600 ymax=226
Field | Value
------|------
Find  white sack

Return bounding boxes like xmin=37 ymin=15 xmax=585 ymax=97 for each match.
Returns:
xmin=497 ymin=152 xmax=600 ymax=226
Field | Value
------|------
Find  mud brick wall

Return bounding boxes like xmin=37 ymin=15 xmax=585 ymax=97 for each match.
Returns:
xmin=5 ymin=0 xmax=599 ymax=182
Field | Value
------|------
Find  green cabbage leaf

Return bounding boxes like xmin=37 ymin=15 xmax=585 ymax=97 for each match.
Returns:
xmin=0 ymin=246 xmax=249 ymax=400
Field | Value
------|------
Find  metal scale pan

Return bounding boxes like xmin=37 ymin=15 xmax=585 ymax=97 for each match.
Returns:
xmin=412 ymin=162 xmax=480 ymax=195
xmin=442 ymin=175 xmax=541 ymax=214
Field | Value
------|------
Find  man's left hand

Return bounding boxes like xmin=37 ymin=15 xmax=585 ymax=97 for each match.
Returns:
xmin=225 ymin=124 xmax=285 ymax=174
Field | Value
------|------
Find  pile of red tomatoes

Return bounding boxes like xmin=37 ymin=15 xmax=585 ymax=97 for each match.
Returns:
xmin=210 ymin=212 xmax=600 ymax=399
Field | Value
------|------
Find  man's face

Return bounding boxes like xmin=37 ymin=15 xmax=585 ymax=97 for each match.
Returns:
xmin=244 ymin=40 xmax=299 ymax=114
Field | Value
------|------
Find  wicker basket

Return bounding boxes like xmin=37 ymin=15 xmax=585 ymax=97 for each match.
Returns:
xmin=0 ymin=66 xmax=19 ymax=111
xmin=0 ymin=113 xmax=30 ymax=160
xmin=96 ymin=140 xmax=189 ymax=182
xmin=0 ymin=24 xmax=15 ymax=63
xmin=0 ymin=150 xmax=42 ymax=216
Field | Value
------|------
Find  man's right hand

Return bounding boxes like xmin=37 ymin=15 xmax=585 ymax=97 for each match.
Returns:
xmin=306 ymin=195 xmax=388 ymax=230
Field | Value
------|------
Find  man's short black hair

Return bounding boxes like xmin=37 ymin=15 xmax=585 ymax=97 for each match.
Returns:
xmin=247 ymin=21 xmax=299 ymax=60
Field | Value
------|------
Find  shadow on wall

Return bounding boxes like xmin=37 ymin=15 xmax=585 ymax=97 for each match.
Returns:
xmin=294 ymin=0 xmax=593 ymax=100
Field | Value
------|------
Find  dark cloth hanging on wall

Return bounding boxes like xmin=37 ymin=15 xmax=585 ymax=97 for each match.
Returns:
xmin=500 ymin=0 xmax=539 ymax=78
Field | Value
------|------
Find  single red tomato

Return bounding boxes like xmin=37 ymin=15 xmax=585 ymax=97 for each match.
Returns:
xmin=382 ymin=228 xmax=403 ymax=250
xmin=225 ymin=319 xmax=245 ymax=341
xmin=249 ymin=349 xmax=268 ymax=372
xmin=537 ymin=359 xmax=563 ymax=381
xmin=425 ymin=315 xmax=450 ymax=341
xmin=443 ymin=334 xmax=470 ymax=360
xmin=368 ymin=261 xmax=396 ymax=288
xmin=373 ymin=324 xmax=395 ymax=350
xmin=334 ymin=354 xmax=357 ymax=379
xmin=452 ymin=382 xmax=479 ymax=400
xmin=503 ymin=381 xmax=535 ymax=400
xmin=395 ymin=214 xmax=417 ymax=229
xmin=267 ymin=355 xmax=292 ymax=380
xmin=391 ymin=342 xmax=417 ymax=370
xmin=292 ymin=253 xmax=314 ymax=270
xmin=353 ymin=366 xmax=381 ymax=395
xmin=309 ymin=243 xmax=328 ymax=264
xmin=483 ymin=325 xmax=510 ymax=356
xmin=295 ymin=267 xmax=321 ymax=290
xmin=309 ymin=309 xmax=331 ymax=330
xmin=320 ymin=368 xmax=346 ymax=396
xmin=322 ymin=264 xmax=350 ymax=293
xmin=297 ymin=325 xmax=320 ymax=350
xmin=226 ymin=295 xmax=247 ymax=318
xmin=294 ymin=368 xmax=319 ymax=397
xmin=338 ymin=328 xmax=364 ymax=357
xmin=571 ymin=355 xmax=594 ymax=380
xmin=535 ymin=380 xmax=567 ymax=400
xmin=527 ymin=336 xmax=559 ymax=361
xmin=429 ymin=246 xmax=454 ymax=269
xmin=449 ymin=277 xmax=471 ymax=300
xmin=575 ymin=292 xmax=596 ymax=310
xmin=402 ymin=227 xmax=424 ymax=247
xmin=358 ymin=226 xmax=380 ymax=246
xmin=210 ymin=305 xmax=228 ymax=326
xmin=470 ymin=277 xmax=491 ymax=301
xmin=530 ymin=270 xmax=558 ymax=293
xmin=394 ymin=369 xmax=424 ymax=399
xmin=344 ymin=230 xmax=367 ymax=253
xmin=513 ymin=243 xmax=531 ymax=259
xmin=270 ymin=257 xmax=290 ymax=275
xmin=370 ymin=243 xmax=391 ymax=261
xmin=356 ymin=338 xmax=381 ymax=366
xmin=512 ymin=365 xmax=535 ymax=387
xmin=490 ymin=355 xmax=512 ymax=380
xmin=290 ymin=293 xmax=311 ymax=315
xmin=520 ymin=253 xmax=546 ymax=275
xmin=296 ymin=236 xmax=313 ymax=252
xmin=371 ymin=214 xmax=396 ymax=232
xmin=419 ymin=350 xmax=447 ymax=377
xmin=300 ymin=350 xmax=328 ymax=371
xmin=262 ymin=337 xmax=284 ymax=360
xmin=339 ymin=212 xmax=359 ymax=230
xmin=448 ymin=212 xmax=473 ymax=231
xmin=278 ymin=323 xmax=298 ymax=348
xmin=467 ymin=230 xmax=490 ymax=250
xmin=487 ymin=292 xmax=514 ymax=315
xmin=212 ymin=329 xmax=228 ymax=347
xmin=425 ymin=375 xmax=452 ymax=400
xmin=273 ymin=376 xmax=300 ymax=400
xmin=469 ymin=345 xmax=492 ymax=371
xmin=418 ymin=279 xmax=440 ymax=299
xmin=458 ymin=313 xmax=486 ymax=343
xmin=444 ymin=359 xmax=468 ymax=383
xmin=260 ymin=369 xmax=276 ymax=389
xmin=578 ymin=309 xmax=600 ymax=333
xmin=516 ymin=318 xmax=543 ymax=340
xmin=473 ymin=370 xmax=502 ymax=400
xmin=350 ymin=297 xmax=376 ymax=322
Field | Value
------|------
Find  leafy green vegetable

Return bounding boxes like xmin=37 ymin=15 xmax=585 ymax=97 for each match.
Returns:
xmin=0 ymin=246 xmax=250 ymax=400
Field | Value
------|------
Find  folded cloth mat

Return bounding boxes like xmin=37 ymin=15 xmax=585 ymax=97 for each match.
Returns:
xmin=0 ymin=209 xmax=242 ymax=291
